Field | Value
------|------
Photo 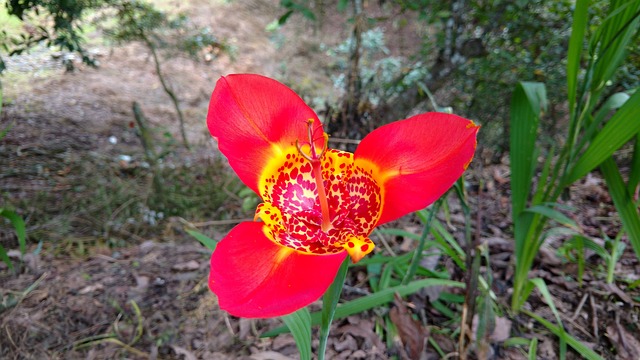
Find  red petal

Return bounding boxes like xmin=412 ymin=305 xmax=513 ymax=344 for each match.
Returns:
xmin=354 ymin=113 xmax=478 ymax=225
xmin=209 ymin=222 xmax=347 ymax=318
xmin=207 ymin=74 xmax=323 ymax=193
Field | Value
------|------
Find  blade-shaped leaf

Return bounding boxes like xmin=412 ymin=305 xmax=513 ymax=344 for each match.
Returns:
xmin=565 ymin=89 xmax=640 ymax=185
xmin=262 ymin=278 xmax=464 ymax=337
xmin=629 ymin=134 xmax=640 ymax=194
xmin=0 ymin=209 xmax=26 ymax=255
xmin=282 ymin=308 xmax=312 ymax=360
xmin=318 ymin=258 xmax=349 ymax=358
xmin=524 ymin=204 xmax=578 ymax=231
xmin=589 ymin=0 xmax=640 ymax=93
xmin=186 ymin=229 xmax=217 ymax=251
xmin=0 ymin=243 xmax=13 ymax=271
xmin=567 ymin=0 xmax=589 ymax=114
xmin=600 ymin=158 xmax=640 ymax=260
xmin=510 ymin=81 xmax=547 ymax=216
xmin=524 ymin=310 xmax=604 ymax=360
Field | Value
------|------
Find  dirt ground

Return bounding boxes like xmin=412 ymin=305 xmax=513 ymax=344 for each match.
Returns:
xmin=1 ymin=0 xmax=640 ymax=359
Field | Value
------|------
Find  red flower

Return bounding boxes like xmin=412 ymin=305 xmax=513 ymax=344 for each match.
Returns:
xmin=207 ymin=74 xmax=478 ymax=318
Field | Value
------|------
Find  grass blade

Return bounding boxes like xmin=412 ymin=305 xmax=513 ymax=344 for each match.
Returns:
xmin=186 ymin=229 xmax=218 ymax=251
xmin=524 ymin=310 xmax=604 ymax=360
xmin=565 ymin=88 xmax=640 ymax=185
xmin=318 ymin=258 xmax=349 ymax=360
xmin=0 ymin=243 xmax=13 ymax=271
xmin=510 ymin=81 xmax=547 ymax=216
xmin=530 ymin=278 xmax=563 ymax=328
xmin=576 ymin=92 xmax=630 ymax=155
xmin=600 ymin=158 xmax=640 ymax=260
xmin=589 ymin=0 xmax=640 ymax=93
xmin=528 ymin=338 xmax=538 ymax=360
xmin=0 ymin=209 xmax=27 ymax=256
xmin=523 ymin=204 xmax=578 ymax=231
xmin=566 ymin=0 xmax=589 ymax=114
xmin=629 ymin=134 xmax=640 ymax=194
xmin=262 ymin=278 xmax=464 ymax=337
xmin=282 ymin=308 xmax=312 ymax=360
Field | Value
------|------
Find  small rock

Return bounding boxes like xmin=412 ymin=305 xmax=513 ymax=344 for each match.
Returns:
xmin=172 ymin=260 xmax=200 ymax=272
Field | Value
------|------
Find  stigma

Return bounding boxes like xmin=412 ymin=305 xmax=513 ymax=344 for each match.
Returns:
xmin=296 ymin=119 xmax=332 ymax=232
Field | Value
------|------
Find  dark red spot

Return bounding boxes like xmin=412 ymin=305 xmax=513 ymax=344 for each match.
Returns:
xmin=348 ymin=241 xmax=355 ymax=248
xmin=360 ymin=244 xmax=369 ymax=252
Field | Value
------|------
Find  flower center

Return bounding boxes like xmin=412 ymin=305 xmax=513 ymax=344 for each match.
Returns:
xmin=255 ymin=120 xmax=382 ymax=262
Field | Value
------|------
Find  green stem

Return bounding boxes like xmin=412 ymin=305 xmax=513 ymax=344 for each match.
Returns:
xmin=402 ymin=198 xmax=443 ymax=285
xmin=318 ymin=258 xmax=349 ymax=360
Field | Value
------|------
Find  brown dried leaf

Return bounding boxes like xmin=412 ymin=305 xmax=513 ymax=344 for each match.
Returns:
xmin=250 ymin=351 xmax=294 ymax=360
xmin=389 ymin=293 xmax=428 ymax=359
xmin=78 ymin=283 xmax=104 ymax=294
xmin=170 ymin=345 xmax=197 ymax=360
xmin=606 ymin=325 xmax=640 ymax=360
xmin=491 ymin=316 xmax=512 ymax=342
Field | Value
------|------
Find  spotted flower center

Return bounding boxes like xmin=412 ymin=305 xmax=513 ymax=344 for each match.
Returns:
xmin=255 ymin=123 xmax=382 ymax=262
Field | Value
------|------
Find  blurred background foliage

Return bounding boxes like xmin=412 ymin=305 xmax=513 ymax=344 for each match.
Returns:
xmin=1 ymin=0 xmax=640 ymax=358
xmin=1 ymin=0 xmax=638 ymax=257
xmin=2 ymin=0 xmax=638 ymax=155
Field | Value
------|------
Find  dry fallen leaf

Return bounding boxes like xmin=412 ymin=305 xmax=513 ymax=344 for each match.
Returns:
xmin=250 ymin=351 xmax=294 ymax=360
xmin=606 ymin=324 xmax=640 ymax=360
xmin=78 ymin=283 xmax=104 ymax=294
xmin=389 ymin=293 xmax=428 ymax=359
xmin=170 ymin=345 xmax=197 ymax=360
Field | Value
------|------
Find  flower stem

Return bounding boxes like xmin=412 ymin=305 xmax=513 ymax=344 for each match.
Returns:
xmin=318 ymin=258 xmax=349 ymax=360
xmin=402 ymin=198 xmax=443 ymax=285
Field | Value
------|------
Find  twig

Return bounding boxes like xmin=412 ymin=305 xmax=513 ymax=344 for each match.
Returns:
xmin=570 ymin=292 xmax=588 ymax=321
xmin=109 ymin=197 xmax=138 ymax=224
xmin=374 ymin=230 xmax=397 ymax=257
xmin=615 ymin=311 xmax=630 ymax=355
xmin=589 ymin=291 xmax=599 ymax=338
xmin=224 ymin=313 xmax=235 ymax=336
xmin=3 ymin=272 xmax=48 ymax=319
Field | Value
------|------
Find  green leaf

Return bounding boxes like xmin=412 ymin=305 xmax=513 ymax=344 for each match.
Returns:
xmin=523 ymin=204 xmax=578 ymax=231
xmin=529 ymin=278 xmax=563 ymax=328
xmin=0 ymin=209 xmax=26 ymax=256
xmin=577 ymin=92 xmax=631 ymax=153
xmin=566 ymin=0 xmax=589 ymax=115
xmin=561 ymin=235 xmax=609 ymax=261
xmin=0 ymin=121 xmax=13 ymax=140
xmin=565 ymin=81 xmax=640 ymax=185
xmin=528 ymin=338 xmax=538 ymax=360
xmin=262 ymin=278 xmax=464 ymax=337
xmin=337 ymin=0 xmax=349 ymax=12
xmin=185 ymin=229 xmax=217 ymax=251
xmin=282 ymin=308 xmax=312 ymax=360
xmin=589 ymin=1 xmax=640 ymax=93
xmin=0 ymin=242 xmax=13 ymax=271
xmin=318 ymin=258 xmax=349 ymax=360
xmin=524 ymin=310 xmax=604 ymax=360
xmin=600 ymin=158 xmax=640 ymax=261
xmin=510 ymin=81 xmax=547 ymax=217
xmin=629 ymin=133 xmax=640 ymax=194
xmin=403 ymin=199 xmax=442 ymax=284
